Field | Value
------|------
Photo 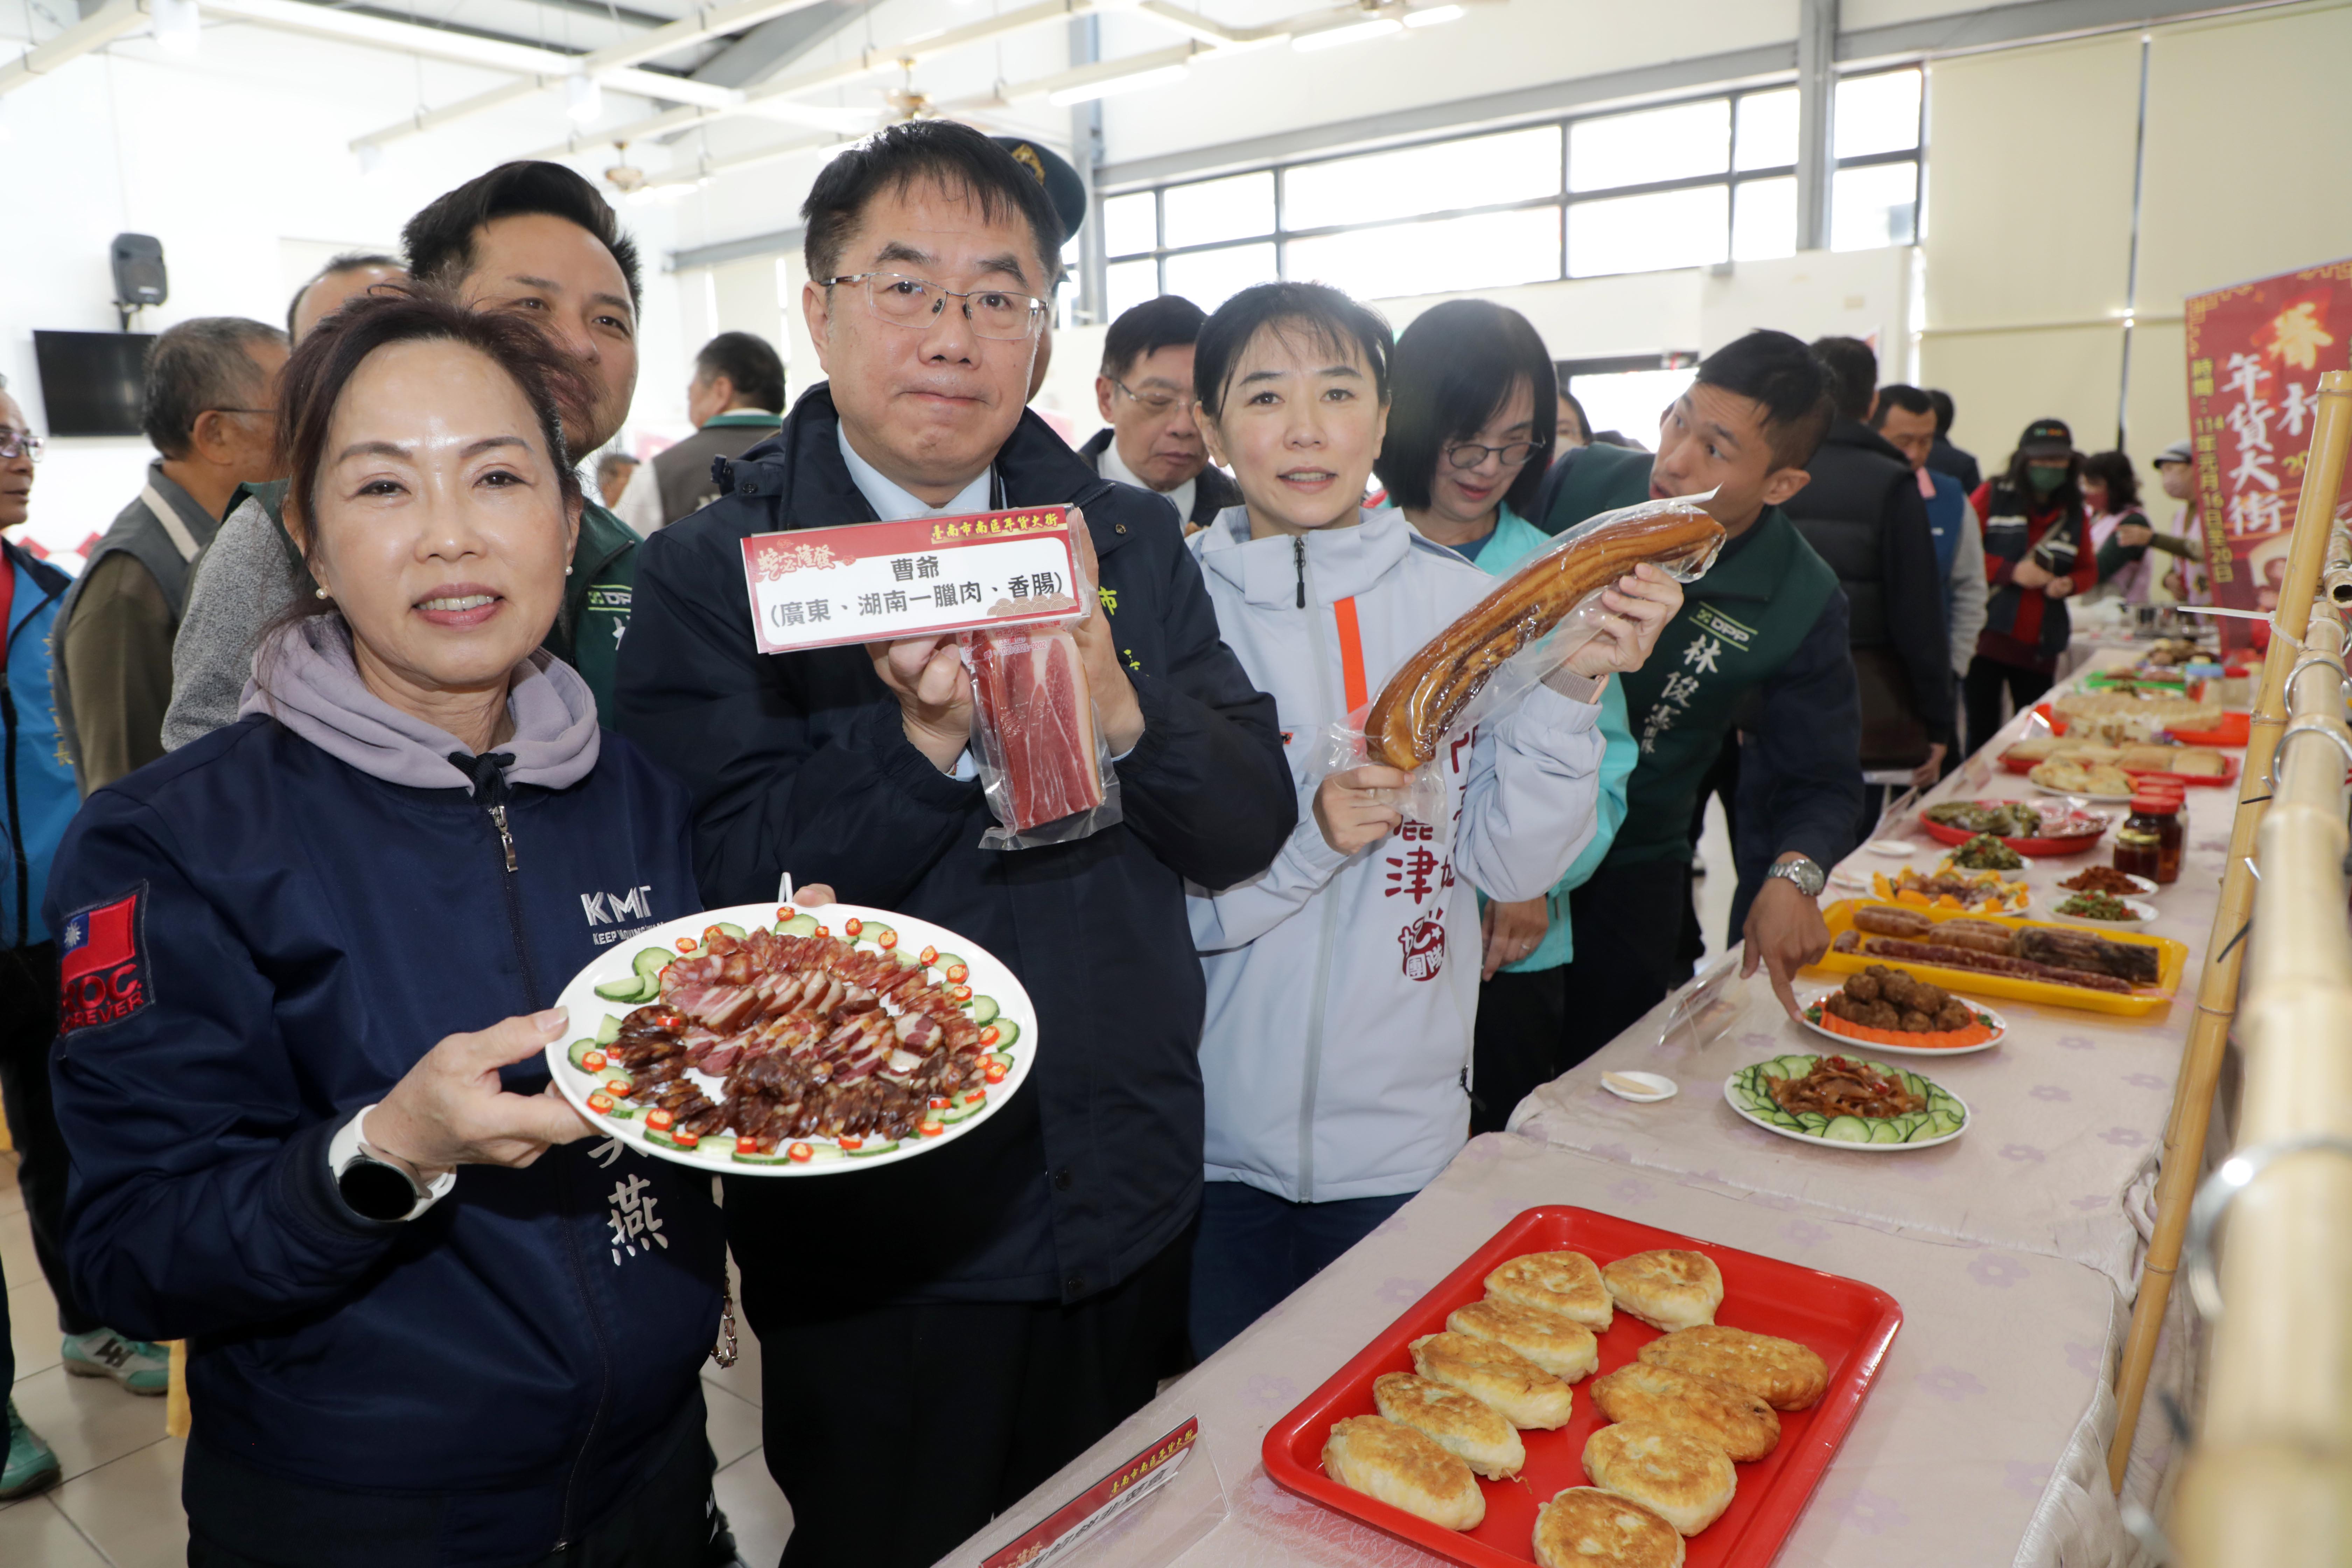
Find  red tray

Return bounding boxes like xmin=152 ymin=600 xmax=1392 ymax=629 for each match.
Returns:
xmin=1918 ymin=810 xmax=2106 ymax=856
xmin=1261 ymin=1207 xmax=1902 ymax=1567
xmin=2169 ymin=712 xmax=2250 ymax=747
xmin=2123 ymin=753 xmax=2240 ymax=788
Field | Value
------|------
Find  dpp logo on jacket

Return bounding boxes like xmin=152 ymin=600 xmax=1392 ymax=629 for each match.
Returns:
xmin=59 ymin=887 xmax=150 ymax=1034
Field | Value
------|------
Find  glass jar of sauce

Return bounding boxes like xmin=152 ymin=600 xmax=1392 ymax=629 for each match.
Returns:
xmin=2115 ymin=793 xmax=2182 ymax=884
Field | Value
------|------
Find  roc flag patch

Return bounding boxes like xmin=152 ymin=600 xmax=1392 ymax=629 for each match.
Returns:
xmin=59 ymin=887 xmax=150 ymax=1034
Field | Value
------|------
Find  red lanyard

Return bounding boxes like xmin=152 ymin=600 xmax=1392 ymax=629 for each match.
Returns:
xmin=1332 ymin=595 xmax=1368 ymax=714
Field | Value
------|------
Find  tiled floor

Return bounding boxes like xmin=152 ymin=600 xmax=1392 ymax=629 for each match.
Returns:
xmin=0 ymin=1154 xmax=796 ymax=1566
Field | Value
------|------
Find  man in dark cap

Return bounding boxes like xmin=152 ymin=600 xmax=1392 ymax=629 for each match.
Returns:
xmin=992 ymin=135 xmax=1086 ymax=401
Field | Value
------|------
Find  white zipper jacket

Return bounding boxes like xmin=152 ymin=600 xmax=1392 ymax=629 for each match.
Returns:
xmin=1186 ymin=507 xmax=1606 ymax=1203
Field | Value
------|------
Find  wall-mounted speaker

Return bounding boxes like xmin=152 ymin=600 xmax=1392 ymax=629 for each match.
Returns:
xmin=111 ymin=233 xmax=168 ymax=310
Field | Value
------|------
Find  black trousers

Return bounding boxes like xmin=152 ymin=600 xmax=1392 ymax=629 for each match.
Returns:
xmin=1964 ymin=655 xmax=2053 ymax=758
xmin=0 ymin=940 xmax=96 ymax=1337
xmin=1560 ymin=859 xmax=1696 ymax=1074
xmin=1469 ymin=966 xmax=1568 ymax=1135
xmin=739 ymin=1234 xmax=1191 ymax=1568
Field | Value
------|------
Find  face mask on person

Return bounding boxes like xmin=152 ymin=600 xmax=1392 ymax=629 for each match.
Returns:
xmin=2027 ymin=464 xmax=2067 ymax=497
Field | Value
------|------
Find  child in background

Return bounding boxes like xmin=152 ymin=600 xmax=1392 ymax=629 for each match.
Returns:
xmin=1181 ymin=282 xmax=1681 ymax=1358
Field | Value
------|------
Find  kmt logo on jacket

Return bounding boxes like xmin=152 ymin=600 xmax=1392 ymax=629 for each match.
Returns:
xmin=58 ymin=887 xmax=150 ymax=1034
xmin=582 ymin=886 xmax=656 ymax=945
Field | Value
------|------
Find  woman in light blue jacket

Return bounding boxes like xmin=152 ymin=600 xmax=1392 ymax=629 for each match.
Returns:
xmin=1376 ymin=300 xmax=1639 ymax=1135
xmin=1181 ymin=284 xmax=1681 ymax=1358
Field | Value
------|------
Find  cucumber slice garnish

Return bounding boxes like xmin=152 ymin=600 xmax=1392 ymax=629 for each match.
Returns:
xmin=1822 ymin=1115 xmax=1871 ymax=1143
xmin=864 ymin=924 xmax=896 ymax=948
xmin=1868 ymin=1119 xmax=1904 ymax=1144
xmin=594 ymin=975 xmax=650 ymax=1002
xmin=932 ymin=952 xmax=966 ymax=977
xmin=845 ymin=1140 xmax=898 ymax=1157
xmin=716 ymin=922 xmax=747 ymax=941
xmin=777 ymin=913 xmax=819 ymax=938
xmin=632 ymin=947 xmax=671 ymax=981
xmin=595 ymin=1014 xmax=622 ymax=1045
xmin=969 ymin=995 xmax=1000 ymax=1026
xmin=989 ymin=1018 xmax=1020 ymax=1049
xmin=894 ymin=950 xmax=922 ymax=968
xmin=1798 ymin=1112 xmax=1829 ymax=1135
xmin=567 ymin=1039 xmax=603 ymax=1071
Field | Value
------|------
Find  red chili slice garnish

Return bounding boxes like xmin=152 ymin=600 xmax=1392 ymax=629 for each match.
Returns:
xmin=815 ymin=925 xmax=830 ymax=938
xmin=918 ymin=1120 xmax=945 ymax=1137
xmin=645 ymin=1108 xmax=674 ymax=1132
xmin=581 ymin=1049 xmax=608 ymax=1072
xmin=776 ymin=907 xmax=790 ymax=922
xmin=787 ymin=1143 xmax=814 ymax=1163
xmin=672 ymin=1129 xmax=700 ymax=1150
xmin=979 ymin=1026 xmax=999 ymax=1047
xmin=927 ymin=1096 xmax=952 ymax=1110
xmin=945 ymin=964 xmax=969 ymax=984
xmin=736 ymin=1136 xmax=761 ymax=1155
xmin=837 ymin=1135 xmax=864 ymax=1150
xmin=675 ymin=937 xmax=696 ymax=953
xmin=587 ymin=1092 xmax=615 ymax=1114
xmin=703 ymin=925 xmax=726 ymax=944
xmin=844 ymin=917 xmax=863 ymax=937
xmin=879 ymin=929 xmax=898 ymax=949
xmin=919 ymin=945 xmax=938 ymax=965
xmin=950 ymin=985 xmax=973 ymax=1002
xmin=604 ymin=1077 xmax=634 ymax=1098
xmin=984 ymin=1063 xmax=1008 ymax=1084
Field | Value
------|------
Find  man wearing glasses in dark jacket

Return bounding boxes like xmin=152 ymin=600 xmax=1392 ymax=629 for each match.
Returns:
xmin=616 ymin=121 xmax=1295 ymax=1568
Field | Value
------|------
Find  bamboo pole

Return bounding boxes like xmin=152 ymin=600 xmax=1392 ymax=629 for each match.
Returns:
xmin=2106 ymin=369 xmax=2352 ymax=1491
xmin=2170 ymin=519 xmax=2352 ymax=1563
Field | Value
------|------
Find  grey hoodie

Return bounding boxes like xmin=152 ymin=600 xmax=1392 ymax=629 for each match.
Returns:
xmin=238 ymin=615 xmax=600 ymax=792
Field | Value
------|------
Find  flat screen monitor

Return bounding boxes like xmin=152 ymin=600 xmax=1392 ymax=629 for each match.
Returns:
xmin=32 ymin=330 xmax=155 ymax=438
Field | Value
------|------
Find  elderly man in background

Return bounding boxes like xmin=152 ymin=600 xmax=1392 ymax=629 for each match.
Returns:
xmin=285 ymin=251 xmax=404 ymax=341
xmin=55 ymin=316 xmax=287 ymax=793
xmin=595 ymin=450 xmax=639 ymax=507
xmin=1872 ymin=382 xmax=1987 ymax=753
xmin=617 ymin=119 xmax=1294 ymax=1568
xmin=162 ymin=160 xmax=645 ymax=747
xmin=1078 ymin=294 xmax=1238 ymax=531
xmin=612 ymin=329 xmax=786 ymax=533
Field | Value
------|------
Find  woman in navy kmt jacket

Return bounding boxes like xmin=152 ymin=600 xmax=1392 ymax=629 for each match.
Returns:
xmin=46 ymin=293 xmax=734 ymax=1567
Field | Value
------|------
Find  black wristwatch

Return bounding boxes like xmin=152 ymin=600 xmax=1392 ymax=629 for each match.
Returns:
xmin=336 ymin=1147 xmax=431 ymax=1222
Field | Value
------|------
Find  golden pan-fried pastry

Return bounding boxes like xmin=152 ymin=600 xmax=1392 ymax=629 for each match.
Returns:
xmin=1532 ymin=1487 xmax=1686 ymax=1568
xmin=2000 ymin=736 xmax=2064 ymax=763
xmin=1322 ymin=1415 xmax=1486 ymax=1531
xmin=1484 ymin=1250 xmax=1613 ymax=1331
xmin=2116 ymin=743 xmax=2226 ymax=776
xmin=1372 ymin=1371 xmax=1525 ymax=1479
xmin=1409 ymin=1331 xmax=1575 ymax=1430
xmin=1601 ymin=1249 xmax=1723 ymax=1332
xmin=1638 ymin=1325 xmax=1829 ymax=1412
xmin=1590 ymin=1362 xmax=1779 ymax=1462
xmin=1447 ymin=1298 xmax=1600 ymax=1381
xmin=2029 ymin=757 xmax=2134 ymax=797
xmin=1581 ymin=1422 xmax=1737 ymax=1536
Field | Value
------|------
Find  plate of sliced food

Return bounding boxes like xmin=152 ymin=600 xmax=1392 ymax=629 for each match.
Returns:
xmin=1920 ymin=799 xmax=2109 ymax=855
xmin=2054 ymin=865 xmax=2158 ymax=899
xmin=546 ymin=901 xmax=1035 ymax=1175
xmin=1870 ymin=864 xmax=2030 ymax=914
xmin=1798 ymin=969 xmax=2006 ymax=1056
xmin=2027 ymin=756 xmax=2137 ymax=801
xmin=1724 ymin=1053 xmax=1969 ymax=1149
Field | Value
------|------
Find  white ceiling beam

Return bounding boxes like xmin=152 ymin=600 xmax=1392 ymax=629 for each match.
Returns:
xmin=0 ymin=0 xmax=149 ymax=98
xmin=348 ymin=0 xmax=825 ymax=153
xmin=534 ymin=0 xmax=1111 ymax=159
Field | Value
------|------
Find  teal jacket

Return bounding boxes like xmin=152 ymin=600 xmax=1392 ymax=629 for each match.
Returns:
xmin=1438 ymin=507 xmax=1637 ymax=973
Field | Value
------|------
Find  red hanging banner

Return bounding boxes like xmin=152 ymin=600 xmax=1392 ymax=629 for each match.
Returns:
xmin=2183 ymin=256 xmax=2352 ymax=648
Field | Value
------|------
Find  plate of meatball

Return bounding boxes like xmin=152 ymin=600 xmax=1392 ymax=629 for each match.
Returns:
xmin=1797 ymin=965 xmax=2007 ymax=1056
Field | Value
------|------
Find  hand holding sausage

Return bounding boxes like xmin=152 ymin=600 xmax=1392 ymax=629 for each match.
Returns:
xmin=1314 ymin=764 xmax=1407 ymax=855
xmin=1560 ymin=563 xmax=1685 ymax=678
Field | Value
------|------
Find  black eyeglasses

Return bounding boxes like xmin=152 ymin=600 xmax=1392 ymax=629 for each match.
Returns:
xmin=1109 ymin=377 xmax=1197 ymax=415
xmin=0 ymin=431 xmax=43 ymax=462
xmin=824 ymin=272 xmax=1047 ymax=342
xmin=1444 ymin=438 xmax=1545 ymax=471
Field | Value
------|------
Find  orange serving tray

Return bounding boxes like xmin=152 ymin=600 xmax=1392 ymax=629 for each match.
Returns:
xmin=1809 ymin=899 xmax=2186 ymax=1018
xmin=1261 ymin=1206 xmax=1901 ymax=1568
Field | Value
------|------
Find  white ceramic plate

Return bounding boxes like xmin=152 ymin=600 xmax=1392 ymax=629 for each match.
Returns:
xmin=2030 ymin=782 xmax=2137 ymax=804
xmin=1724 ymin=1056 xmax=1969 ymax=1151
xmin=2049 ymin=871 xmax=2158 ymax=899
xmin=545 ymin=901 xmax=1037 ymax=1176
xmin=1863 ymin=838 xmax=1921 ymax=857
xmin=1601 ymin=1071 xmax=1678 ymax=1103
xmin=1794 ymin=988 xmax=2007 ymax=1057
xmin=2046 ymin=895 xmax=2158 ymax=929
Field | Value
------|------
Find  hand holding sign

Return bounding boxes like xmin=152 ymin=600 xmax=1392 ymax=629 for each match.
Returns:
xmin=871 ymin=632 xmax=975 ymax=773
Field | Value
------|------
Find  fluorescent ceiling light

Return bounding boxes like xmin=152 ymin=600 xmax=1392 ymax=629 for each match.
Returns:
xmin=1292 ymin=16 xmax=1401 ymax=51
xmin=1047 ymin=61 xmax=1189 ymax=106
xmin=151 ymin=0 xmax=201 ymax=55
xmin=565 ymin=72 xmax=603 ymax=123
xmin=1402 ymin=4 xmax=1465 ymax=26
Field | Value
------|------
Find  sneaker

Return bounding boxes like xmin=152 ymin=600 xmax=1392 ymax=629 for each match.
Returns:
xmin=2 ymin=1400 xmax=61 ymax=1499
xmin=61 ymin=1328 xmax=170 ymax=1396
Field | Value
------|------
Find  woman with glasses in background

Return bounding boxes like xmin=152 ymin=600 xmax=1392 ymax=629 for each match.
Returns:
xmin=1377 ymin=300 xmax=1640 ymax=1131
